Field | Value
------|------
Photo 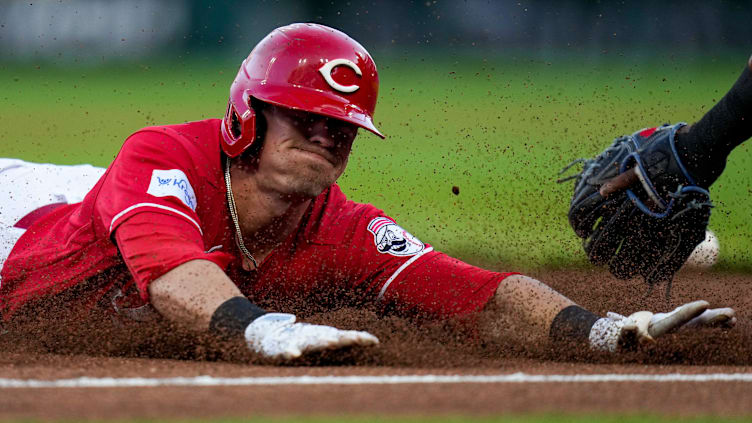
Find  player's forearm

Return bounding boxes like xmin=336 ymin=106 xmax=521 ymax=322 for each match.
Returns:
xmin=675 ymin=55 xmax=752 ymax=186
xmin=480 ymin=275 xmax=577 ymax=344
xmin=148 ymin=259 xmax=249 ymax=331
xmin=481 ymin=275 xmax=613 ymax=349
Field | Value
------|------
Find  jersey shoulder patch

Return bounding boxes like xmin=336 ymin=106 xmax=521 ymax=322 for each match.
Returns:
xmin=367 ymin=217 xmax=425 ymax=256
xmin=146 ymin=169 xmax=197 ymax=211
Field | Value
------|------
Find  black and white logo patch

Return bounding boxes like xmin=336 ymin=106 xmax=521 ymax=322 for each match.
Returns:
xmin=367 ymin=217 xmax=425 ymax=256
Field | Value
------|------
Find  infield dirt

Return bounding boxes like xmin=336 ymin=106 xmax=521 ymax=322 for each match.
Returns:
xmin=1 ymin=268 xmax=750 ymax=420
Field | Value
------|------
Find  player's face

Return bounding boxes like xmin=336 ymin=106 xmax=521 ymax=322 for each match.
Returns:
xmin=256 ymin=105 xmax=358 ymax=198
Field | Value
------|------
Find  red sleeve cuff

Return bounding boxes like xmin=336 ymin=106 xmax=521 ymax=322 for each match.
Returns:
xmin=379 ymin=250 xmax=519 ymax=319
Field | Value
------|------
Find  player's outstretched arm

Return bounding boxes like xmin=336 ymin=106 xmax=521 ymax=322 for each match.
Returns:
xmin=148 ymin=260 xmax=378 ymax=360
xmin=479 ymin=275 xmax=735 ymax=352
xmin=148 ymin=259 xmax=244 ymax=330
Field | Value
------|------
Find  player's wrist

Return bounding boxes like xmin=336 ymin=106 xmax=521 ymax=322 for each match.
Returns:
xmin=209 ymin=296 xmax=268 ymax=339
xmin=548 ymin=305 xmax=634 ymax=353
xmin=548 ymin=305 xmax=600 ymax=347
xmin=674 ymin=125 xmax=727 ymax=188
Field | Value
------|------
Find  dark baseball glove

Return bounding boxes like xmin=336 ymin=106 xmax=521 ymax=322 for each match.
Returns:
xmin=560 ymin=123 xmax=713 ymax=296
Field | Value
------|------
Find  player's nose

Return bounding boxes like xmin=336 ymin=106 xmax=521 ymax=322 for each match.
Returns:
xmin=307 ymin=119 xmax=336 ymax=149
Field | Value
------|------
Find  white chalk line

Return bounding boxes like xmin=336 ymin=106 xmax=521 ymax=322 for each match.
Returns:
xmin=1 ymin=372 xmax=752 ymax=388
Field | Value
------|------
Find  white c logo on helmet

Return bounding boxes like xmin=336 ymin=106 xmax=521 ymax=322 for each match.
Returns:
xmin=319 ymin=59 xmax=362 ymax=93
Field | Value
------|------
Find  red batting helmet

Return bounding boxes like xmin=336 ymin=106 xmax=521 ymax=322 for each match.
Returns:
xmin=221 ymin=23 xmax=384 ymax=158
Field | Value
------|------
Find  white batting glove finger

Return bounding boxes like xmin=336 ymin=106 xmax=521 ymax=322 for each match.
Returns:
xmin=280 ymin=345 xmax=303 ymax=360
xmin=308 ymin=327 xmax=378 ymax=349
xmin=683 ymin=307 xmax=737 ymax=329
xmin=626 ymin=311 xmax=655 ymax=344
xmin=244 ymin=313 xmax=379 ymax=360
xmin=290 ymin=325 xmax=378 ymax=355
xmin=335 ymin=330 xmax=379 ymax=347
xmin=274 ymin=323 xmax=341 ymax=355
xmin=348 ymin=330 xmax=380 ymax=346
xmin=302 ymin=327 xmax=344 ymax=350
xmin=647 ymin=300 xmax=709 ymax=338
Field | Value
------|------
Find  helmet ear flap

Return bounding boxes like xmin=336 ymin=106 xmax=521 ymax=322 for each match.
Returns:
xmin=221 ymin=93 xmax=257 ymax=157
xmin=237 ymin=106 xmax=257 ymax=143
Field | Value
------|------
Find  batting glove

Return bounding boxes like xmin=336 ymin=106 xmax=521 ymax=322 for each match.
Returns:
xmin=666 ymin=306 xmax=736 ymax=330
xmin=244 ymin=313 xmax=379 ymax=360
xmin=590 ymin=300 xmax=735 ymax=352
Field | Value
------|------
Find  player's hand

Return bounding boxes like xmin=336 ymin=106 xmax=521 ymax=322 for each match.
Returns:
xmin=244 ymin=313 xmax=379 ymax=360
xmin=591 ymin=300 xmax=735 ymax=352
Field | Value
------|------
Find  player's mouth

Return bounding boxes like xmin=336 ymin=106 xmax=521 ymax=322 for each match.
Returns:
xmin=292 ymin=146 xmax=338 ymax=167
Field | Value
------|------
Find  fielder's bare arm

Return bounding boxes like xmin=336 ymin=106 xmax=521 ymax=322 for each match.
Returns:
xmin=0 ymin=24 xmax=734 ymax=361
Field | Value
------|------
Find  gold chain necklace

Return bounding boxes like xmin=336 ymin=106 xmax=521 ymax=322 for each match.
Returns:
xmin=224 ymin=156 xmax=258 ymax=270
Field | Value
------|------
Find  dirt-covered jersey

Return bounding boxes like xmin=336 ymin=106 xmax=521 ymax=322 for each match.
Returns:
xmin=0 ymin=119 xmax=513 ymax=320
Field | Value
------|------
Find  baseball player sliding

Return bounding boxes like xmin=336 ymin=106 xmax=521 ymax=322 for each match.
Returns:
xmin=0 ymin=24 xmax=735 ymax=361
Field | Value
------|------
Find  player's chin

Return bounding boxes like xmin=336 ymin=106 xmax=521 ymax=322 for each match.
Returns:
xmin=304 ymin=162 xmax=342 ymax=182
xmin=286 ymin=171 xmax=338 ymax=198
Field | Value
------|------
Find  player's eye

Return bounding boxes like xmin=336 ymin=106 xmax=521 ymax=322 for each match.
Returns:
xmin=329 ymin=120 xmax=357 ymax=141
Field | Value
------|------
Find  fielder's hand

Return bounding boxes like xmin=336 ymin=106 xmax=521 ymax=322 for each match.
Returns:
xmin=591 ymin=300 xmax=736 ymax=352
xmin=562 ymin=124 xmax=713 ymax=296
xmin=244 ymin=313 xmax=379 ymax=360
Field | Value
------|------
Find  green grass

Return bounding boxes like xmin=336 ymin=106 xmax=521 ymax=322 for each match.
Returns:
xmin=2 ymin=56 xmax=750 ymax=271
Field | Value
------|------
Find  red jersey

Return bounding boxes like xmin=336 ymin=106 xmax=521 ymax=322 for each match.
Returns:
xmin=0 ymin=119 xmax=513 ymax=320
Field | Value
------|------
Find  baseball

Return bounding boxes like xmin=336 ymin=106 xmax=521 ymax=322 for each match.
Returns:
xmin=685 ymin=229 xmax=720 ymax=268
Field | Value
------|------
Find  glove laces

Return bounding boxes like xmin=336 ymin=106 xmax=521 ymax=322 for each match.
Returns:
xmin=667 ymin=188 xmax=714 ymax=221
xmin=556 ymin=136 xmax=630 ymax=184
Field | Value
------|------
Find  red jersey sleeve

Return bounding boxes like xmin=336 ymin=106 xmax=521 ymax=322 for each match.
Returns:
xmin=343 ymin=206 xmax=517 ymax=319
xmin=300 ymin=186 xmax=516 ymax=320
xmin=371 ymin=248 xmax=517 ymax=319
xmin=114 ymin=213 xmax=234 ymax=300
xmin=94 ymin=129 xmax=204 ymax=237
xmin=94 ymin=127 xmax=232 ymax=299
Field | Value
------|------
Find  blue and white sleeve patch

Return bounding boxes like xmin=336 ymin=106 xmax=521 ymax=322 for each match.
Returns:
xmin=146 ymin=169 xmax=197 ymax=211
